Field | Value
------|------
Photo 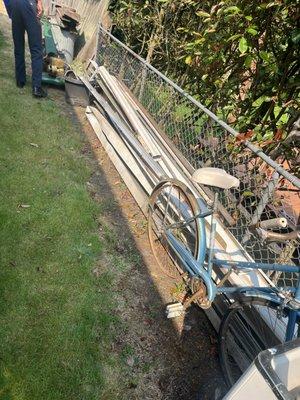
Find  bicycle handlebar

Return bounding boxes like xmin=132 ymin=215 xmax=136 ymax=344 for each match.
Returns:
xmin=259 ymin=217 xmax=287 ymax=230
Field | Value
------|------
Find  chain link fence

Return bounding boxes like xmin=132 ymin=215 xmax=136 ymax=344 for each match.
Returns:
xmin=96 ymin=27 xmax=300 ymax=287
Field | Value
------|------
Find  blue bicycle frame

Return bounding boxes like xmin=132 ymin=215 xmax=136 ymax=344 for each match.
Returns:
xmin=165 ymin=213 xmax=300 ymax=341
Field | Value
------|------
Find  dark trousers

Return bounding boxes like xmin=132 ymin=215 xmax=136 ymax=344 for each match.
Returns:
xmin=10 ymin=0 xmax=43 ymax=87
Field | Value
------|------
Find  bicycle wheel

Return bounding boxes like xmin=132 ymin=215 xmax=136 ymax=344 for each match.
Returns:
xmin=219 ymin=297 xmax=300 ymax=387
xmin=148 ymin=179 xmax=201 ymax=278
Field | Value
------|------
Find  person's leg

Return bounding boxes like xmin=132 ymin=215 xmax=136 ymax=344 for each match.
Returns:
xmin=21 ymin=0 xmax=43 ymax=89
xmin=10 ymin=0 xmax=26 ymax=86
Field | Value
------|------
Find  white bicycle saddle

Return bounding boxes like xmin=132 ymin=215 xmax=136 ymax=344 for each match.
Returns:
xmin=192 ymin=167 xmax=240 ymax=189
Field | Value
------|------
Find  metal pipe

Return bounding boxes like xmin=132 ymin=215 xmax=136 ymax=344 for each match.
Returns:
xmin=217 ymin=286 xmax=296 ymax=294
xmin=259 ymin=217 xmax=287 ymax=230
xmin=213 ymin=259 xmax=300 ymax=273
xmin=207 ymin=193 xmax=218 ymax=276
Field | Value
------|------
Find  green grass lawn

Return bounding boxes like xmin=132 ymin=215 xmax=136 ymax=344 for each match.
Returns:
xmin=0 ymin=30 xmax=122 ymax=399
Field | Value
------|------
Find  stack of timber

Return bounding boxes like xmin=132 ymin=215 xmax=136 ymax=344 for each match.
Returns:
xmin=81 ymin=62 xmax=294 ymax=354
xmin=80 ymin=61 xmax=278 ymax=334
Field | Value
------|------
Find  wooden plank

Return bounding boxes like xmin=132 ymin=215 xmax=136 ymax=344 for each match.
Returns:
xmin=95 ymin=75 xmax=131 ymax=126
xmin=92 ymin=102 xmax=159 ymax=189
xmin=89 ymin=106 xmax=155 ymax=195
xmin=80 ymin=76 xmax=166 ymax=181
xmin=98 ymin=67 xmax=177 ymax=178
xmin=94 ymin=101 xmax=159 ymax=189
xmin=98 ymin=67 xmax=158 ymax=154
xmin=86 ymin=107 xmax=149 ymax=214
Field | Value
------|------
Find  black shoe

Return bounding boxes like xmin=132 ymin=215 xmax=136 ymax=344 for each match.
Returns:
xmin=17 ymin=81 xmax=25 ymax=88
xmin=32 ymin=86 xmax=47 ymax=98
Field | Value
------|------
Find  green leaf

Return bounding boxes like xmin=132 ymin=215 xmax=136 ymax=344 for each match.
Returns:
xmin=246 ymin=27 xmax=258 ymax=36
xmin=263 ymin=130 xmax=273 ymax=140
xmin=266 ymin=2 xmax=279 ymax=8
xmin=194 ymin=38 xmax=205 ymax=45
xmin=281 ymin=8 xmax=288 ymax=18
xmin=244 ymin=55 xmax=253 ymax=68
xmin=259 ymin=50 xmax=270 ymax=62
xmin=196 ymin=10 xmax=211 ymax=18
xmin=273 ymin=105 xmax=281 ymax=118
xmin=252 ymin=96 xmax=271 ymax=107
xmin=227 ymin=33 xmax=242 ymax=42
xmin=223 ymin=6 xmax=241 ymax=14
xmin=256 ymin=132 xmax=263 ymax=141
xmin=258 ymin=3 xmax=268 ymax=9
xmin=291 ymin=29 xmax=300 ymax=44
xmin=243 ymin=191 xmax=255 ymax=197
xmin=214 ymin=79 xmax=222 ymax=88
xmin=185 ymin=55 xmax=192 ymax=65
xmin=238 ymin=37 xmax=248 ymax=53
xmin=278 ymin=113 xmax=289 ymax=124
xmin=245 ymin=15 xmax=253 ymax=21
xmin=177 ymin=27 xmax=188 ymax=32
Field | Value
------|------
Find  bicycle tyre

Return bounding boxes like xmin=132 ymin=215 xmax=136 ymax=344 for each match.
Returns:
xmin=219 ymin=297 xmax=299 ymax=388
xmin=148 ymin=179 xmax=201 ymax=279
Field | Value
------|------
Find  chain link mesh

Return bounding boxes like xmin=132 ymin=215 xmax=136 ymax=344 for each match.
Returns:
xmin=96 ymin=28 xmax=300 ymax=287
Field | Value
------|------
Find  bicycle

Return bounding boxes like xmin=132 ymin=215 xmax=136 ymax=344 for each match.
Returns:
xmin=148 ymin=167 xmax=300 ymax=387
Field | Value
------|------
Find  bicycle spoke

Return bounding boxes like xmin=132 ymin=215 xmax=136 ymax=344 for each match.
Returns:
xmin=162 ymin=185 xmax=173 ymax=226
